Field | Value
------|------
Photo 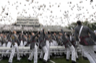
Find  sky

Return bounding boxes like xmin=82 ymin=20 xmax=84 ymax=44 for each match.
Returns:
xmin=0 ymin=0 xmax=96 ymax=27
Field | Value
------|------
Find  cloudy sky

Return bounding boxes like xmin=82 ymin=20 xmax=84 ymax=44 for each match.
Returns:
xmin=0 ymin=0 xmax=96 ymax=27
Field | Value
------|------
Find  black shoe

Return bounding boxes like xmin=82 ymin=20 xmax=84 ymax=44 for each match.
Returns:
xmin=3 ymin=56 xmax=6 ymax=59
xmin=39 ymin=58 xmax=43 ymax=60
xmin=23 ymin=54 xmax=26 ymax=57
xmin=52 ymin=53 xmax=55 ymax=57
xmin=94 ymin=51 xmax=96 ymax=53
xmin=83 ymin=56 xmax=88 ymax=60
xmin=8 ymin=62 xmax=12 ymax=63
xmin=72 ymin=61 xmax=78 ymax=63
xmin=43 ymin=60 xmax=47 ymax=63
xmin=47 ymin=59 xmax=50 ymax=62
xmin=76 ymin=58 xmax=79 ymax=60
xmin=0 ymin=57 xmax=2 ymax=61
xmin=28 ymin=59 xmax=31 ymax=62
xmin=66 ymin=59 xmax=69 ymax=61
xmin=17 ymin=59 xmax=21 ymax=62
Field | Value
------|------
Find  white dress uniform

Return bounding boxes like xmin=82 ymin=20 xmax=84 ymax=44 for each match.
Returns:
xmin=66 ymin=45 xmax=77 ymax=62
xmin=50 ymin=40 xmax=58 ymax=46
xmin=28 ymin=43 xmax=38 ymax=63
xmin=6 ymin=41 xmax=12 ymax=56
xmin=39 ymin=30 xmax=49 ymax=62
xmin=2 ymin=42 xmax=6 ymax=57
xmin=46 ymin=40 xmax=50 ymax=59
xmin=61 ymin=29 xmax=77 ymax=63
xmin=9 ymin=42 xmax=21 ymax=63
xmin=41 ymin=45 xmax=48 ymax=62
xmin=28 ymin=33 xmax=38 ymax=63
xmin=80 ymin=45 xmax=96 ymax=63
xmin=52 ymin=40 xmax=58 ymax=46
xmin=23 ymin=41 xmax=27 ymax=55
xmin=40 ymin=40 xmax=50 ymax=59
xmin=24 ymin=41 xmax=27 ymax=46
xmin=19 ymin=40 xmax=24 ymax=56
xmin=20 ymin=40 xmax=24 ymax=47
xmin=65 ymin=36 xmax=77 ymax=62
xmin=8 ymin=34 xmax=21 ymax=63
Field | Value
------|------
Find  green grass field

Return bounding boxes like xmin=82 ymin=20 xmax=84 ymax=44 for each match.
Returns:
xmin=0 ymin=56 xmax=90 ymax=63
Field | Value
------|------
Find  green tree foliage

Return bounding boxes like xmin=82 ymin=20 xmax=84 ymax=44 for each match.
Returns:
xmin=66 ymin=21 xmax=96 ymax=30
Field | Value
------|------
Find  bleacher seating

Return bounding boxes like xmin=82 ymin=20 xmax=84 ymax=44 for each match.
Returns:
xmin=16 ymin=17 xmax=40 ymax=26
xmin=0 ymin=46 xmax=65 ymax=54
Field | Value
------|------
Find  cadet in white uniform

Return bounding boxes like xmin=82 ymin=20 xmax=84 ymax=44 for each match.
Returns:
xmin=6 ymin=34 xmax=12 ymax=57
xmin=39 ymin=29 xmax=49 ymax=63
xmin=40 ymin=31 xmax=50 ymax=60
xmin=28 ymin=32 xmax=38 ymax=63
xmin=60 ymin=30 xmax=77 ymax=63
xmin=8 ymin=31 xmax=21 ymax=63
xmin=2 ymin=34 xmax=7 ymax=58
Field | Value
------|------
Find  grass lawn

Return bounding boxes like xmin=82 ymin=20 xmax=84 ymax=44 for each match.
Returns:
xmin=0 ymin=56 xmax=90 ymax=63
xmin=52 ymin=57 xmax=89 ymax=63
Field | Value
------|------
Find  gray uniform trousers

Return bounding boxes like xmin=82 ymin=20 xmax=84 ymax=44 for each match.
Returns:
xmin=28 ymin=43 xmax=38 ymax=63
xmin=8 ymin=42 xmax=21 ymax=63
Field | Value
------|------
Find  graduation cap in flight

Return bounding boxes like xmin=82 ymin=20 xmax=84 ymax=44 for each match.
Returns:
xmin=90 ymin=0 xmax=93 ymax=2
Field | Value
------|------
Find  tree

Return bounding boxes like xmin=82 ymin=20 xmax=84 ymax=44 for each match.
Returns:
xmin=66 ymin=21 xmax=96 ymax=31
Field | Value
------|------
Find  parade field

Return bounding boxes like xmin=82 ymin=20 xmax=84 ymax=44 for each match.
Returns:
xmin=0 ymin=57 xmax=89 ymax=63
xmin=0 ymin=0 xmax=96 ymax=63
